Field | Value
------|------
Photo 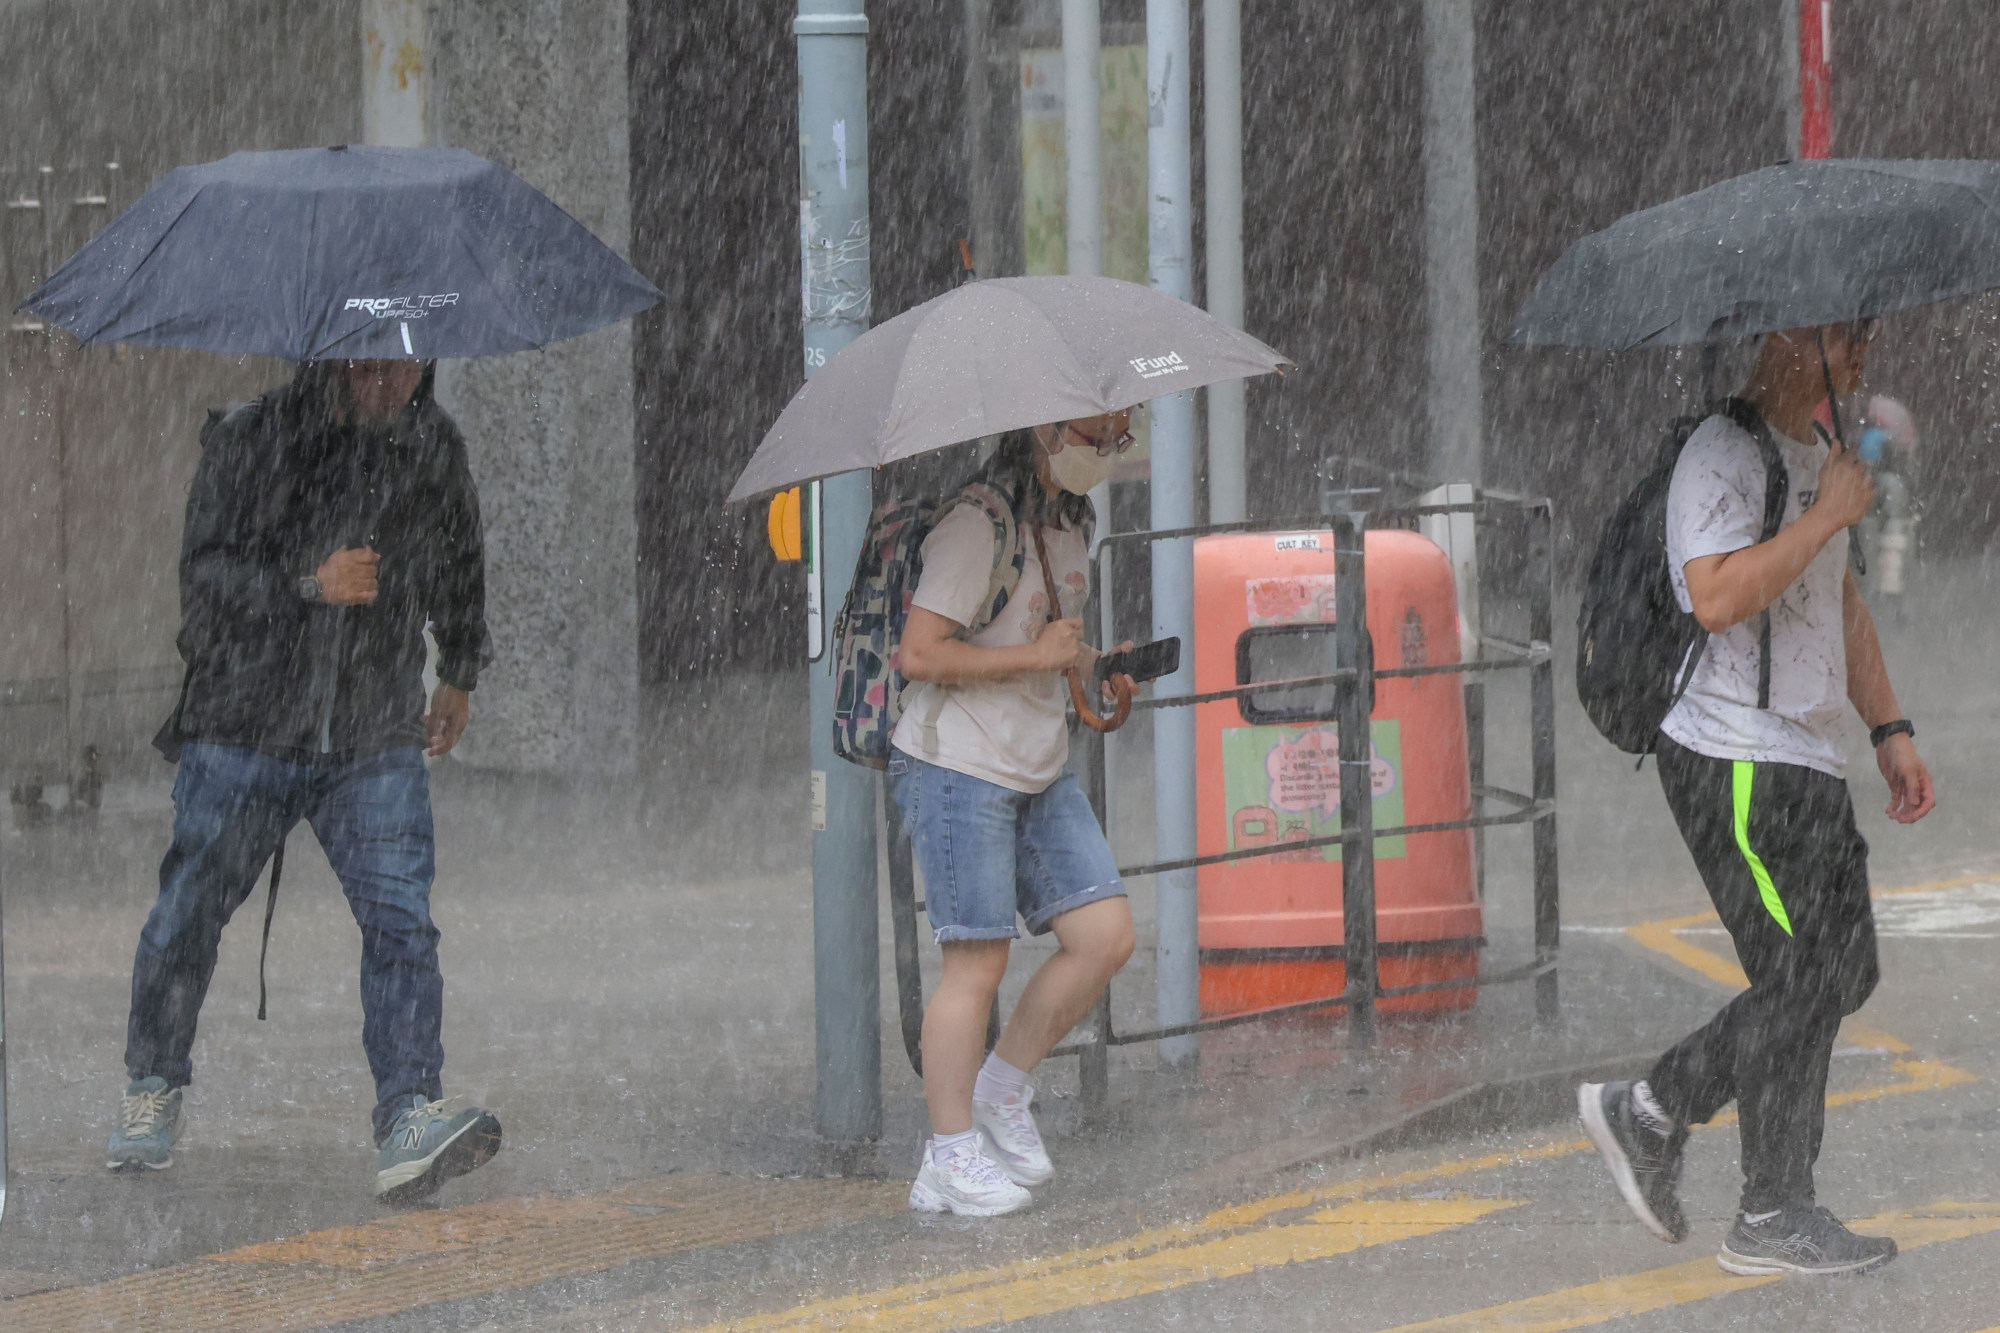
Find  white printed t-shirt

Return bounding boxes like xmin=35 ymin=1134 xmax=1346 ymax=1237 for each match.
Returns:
xmin=1661 ymin=414 xmax=1850 ymax=777
xmin=890 ymin=502 xmax=1090 ymax=794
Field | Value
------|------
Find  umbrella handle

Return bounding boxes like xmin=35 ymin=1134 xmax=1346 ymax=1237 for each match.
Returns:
xmin=1068 ymin=669 xmax=1134 ymax=734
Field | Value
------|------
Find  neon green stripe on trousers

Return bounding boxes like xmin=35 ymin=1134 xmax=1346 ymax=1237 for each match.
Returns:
xmin=1732 ymin=760 xmax=1793 ymax=936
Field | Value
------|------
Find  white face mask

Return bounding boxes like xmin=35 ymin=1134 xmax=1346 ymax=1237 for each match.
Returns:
xmin=1047 ymin=438 xmax=1117 ymax=494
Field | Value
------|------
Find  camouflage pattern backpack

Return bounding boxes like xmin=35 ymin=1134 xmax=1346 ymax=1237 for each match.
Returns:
xmin=830 ymin=481 xmax=1023 ymax=769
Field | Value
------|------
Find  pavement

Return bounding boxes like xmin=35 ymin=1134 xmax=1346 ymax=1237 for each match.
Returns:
xmin=3 ymin=558 xmax=2000 ymax=1329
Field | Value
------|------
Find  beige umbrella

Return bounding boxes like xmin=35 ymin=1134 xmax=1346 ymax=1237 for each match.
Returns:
xmin=726 ymin=275 xmax=1292 ymax=503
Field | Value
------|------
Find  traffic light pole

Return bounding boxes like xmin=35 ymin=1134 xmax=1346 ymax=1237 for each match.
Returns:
xmin=797 ymin=0 xmax=881 ymax=1145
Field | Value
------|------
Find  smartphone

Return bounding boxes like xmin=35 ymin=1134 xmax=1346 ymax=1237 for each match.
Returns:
xmin=1095 ymin=636 xmax=1181 ymax=686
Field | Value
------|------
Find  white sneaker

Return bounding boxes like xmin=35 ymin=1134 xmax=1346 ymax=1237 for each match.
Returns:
xmin=973 ymin=1085 xmax=1054 ymax=1187
xmin=909 ymin=1135 xmax=1033 ymax=1216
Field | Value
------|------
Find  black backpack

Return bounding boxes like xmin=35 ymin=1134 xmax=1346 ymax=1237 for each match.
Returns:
xmin=1577 ymin=398 xmax=1787 ymax=755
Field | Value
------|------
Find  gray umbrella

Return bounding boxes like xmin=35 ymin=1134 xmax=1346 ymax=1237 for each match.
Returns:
xmin=726 ymin=275 xmax=1291 ymax=502
xmin=1512 ymin=158 xmax=2000 ymax=350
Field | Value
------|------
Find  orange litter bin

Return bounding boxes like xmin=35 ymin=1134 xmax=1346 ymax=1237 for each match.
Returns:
xmin=1193 ymin=528 xmax=1481 ymax=1017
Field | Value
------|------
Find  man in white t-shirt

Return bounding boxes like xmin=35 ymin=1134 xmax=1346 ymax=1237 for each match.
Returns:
xmin=1580 ymin=319 xmax=1936 ymax=1277
xmin=889 ymin=414 xmax=1138 ymax=1218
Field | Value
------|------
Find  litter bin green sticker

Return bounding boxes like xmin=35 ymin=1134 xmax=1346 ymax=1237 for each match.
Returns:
xmin=1221 ymin=721 xmax=1405 ymax=862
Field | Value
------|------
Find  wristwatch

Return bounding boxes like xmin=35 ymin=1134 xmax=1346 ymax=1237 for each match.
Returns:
xmin=1869 ymin=719 xmax=1915 ymax=748
xmin=298 ymin=574 xmax=324 ymax=603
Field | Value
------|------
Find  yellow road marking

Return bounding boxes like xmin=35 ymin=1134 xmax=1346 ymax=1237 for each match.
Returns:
xmin=0 ymin=1176 xmax=904 ymax=1333
xmin=1623 ymin=909 xmax=1750 ymax=989
xmin=1217 ymin=1047 xmax=1968 ymax=1232
xmin=668 ymin=1052 xmax=1962 ymax=1333
xmin=1373 ymin=1200 xmax=2000 ymax=1332
xmin=696 ymin=1197 xmax=1521 ymax=1333
xmin=1624 ymin=908 xmax=1908 ymax=1054
xmin=1206 ymin=1138 xmax=1586 ymax=1230
xmin=1621 ymin=872 xmax=2000 ymax=1058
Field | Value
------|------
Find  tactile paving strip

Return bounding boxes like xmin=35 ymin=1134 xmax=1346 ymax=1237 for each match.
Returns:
xmin=1 ymin=1174 xmax=903 ymax=1332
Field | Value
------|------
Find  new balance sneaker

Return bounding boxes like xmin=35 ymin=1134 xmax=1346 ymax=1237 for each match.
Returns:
xmin=1718 ymin=1206 xmax=1898 ymax=1276
xmin=1578 ymin=1080 xmax=1688 ymax=1242
xmin=374 ymin=1096 xmax=502 ymax=1203
xmin=106 ymin=1076 xmax=182 ymax=1172
xmin=973 ymin=1085 xmax=1054 ymax=1187
xmin=908 ymin=1135 xmax=1033 ymax=1216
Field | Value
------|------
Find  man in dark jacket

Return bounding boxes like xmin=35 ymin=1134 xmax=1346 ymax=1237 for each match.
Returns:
xmin=107 ymin=359 xmax=502 ymax=1202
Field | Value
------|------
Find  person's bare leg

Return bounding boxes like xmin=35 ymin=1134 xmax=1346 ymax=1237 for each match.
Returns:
xmin=992 ymin=897 xmax=1136 ymax=1074
xmin=923 ymin=939 xmax=1011 ymax=1134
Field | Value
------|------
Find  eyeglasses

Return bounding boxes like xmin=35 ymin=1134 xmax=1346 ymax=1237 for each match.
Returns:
xmin=1063 ymin=423 xmax=1138 ymax=456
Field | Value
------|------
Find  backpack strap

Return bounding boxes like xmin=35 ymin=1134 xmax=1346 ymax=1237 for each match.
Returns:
xmin=909 ymin=481 xmax=1028 ymax=756
xmin=256 ymin=837 xmax=285 ymax=1021
xmin=952 ymin=481 xmax=1027 ymax=632
xmin=1722 ymin=398 xmax=1788 ymax=711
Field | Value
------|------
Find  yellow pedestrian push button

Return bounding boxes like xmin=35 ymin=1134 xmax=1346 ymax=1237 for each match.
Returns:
xmin=768 ymin=486 xmax=803 ymax=561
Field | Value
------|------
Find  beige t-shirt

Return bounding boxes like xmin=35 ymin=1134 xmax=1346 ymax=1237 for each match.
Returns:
xmin=890 ymin=502 xmax=1090 ymax=794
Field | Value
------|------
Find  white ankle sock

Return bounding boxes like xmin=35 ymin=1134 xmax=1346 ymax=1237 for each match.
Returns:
xmin=932 ymin=1128 xmax=980 ymax=1158
xmin=973 ymin=1054 xmax=1029 ymax=1106
xmin=1743 ymin=1209 xmax=1782 ymax=1225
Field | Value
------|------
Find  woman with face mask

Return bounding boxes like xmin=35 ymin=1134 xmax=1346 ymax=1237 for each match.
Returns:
xmin=890 ymin=411 xmax=1140 ymax=1217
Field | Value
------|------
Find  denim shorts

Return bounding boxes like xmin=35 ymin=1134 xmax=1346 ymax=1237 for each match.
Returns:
xmin=889 ymin=750 xmax=1126 ymax=942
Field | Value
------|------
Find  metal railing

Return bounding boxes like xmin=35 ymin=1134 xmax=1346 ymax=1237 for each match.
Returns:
xmin=886 ymin=486 xmax=1559 ymax=1105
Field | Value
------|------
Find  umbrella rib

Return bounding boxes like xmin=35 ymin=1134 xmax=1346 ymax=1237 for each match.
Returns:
xmin=301 ymin=187 xmax=323 ymax=359
xmin=65 ymin=184 xmax=209 ymax=345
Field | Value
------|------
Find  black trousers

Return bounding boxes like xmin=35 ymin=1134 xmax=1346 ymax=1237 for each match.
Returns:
xmin=1646 ymin=735 xmax=1879 ymax=1215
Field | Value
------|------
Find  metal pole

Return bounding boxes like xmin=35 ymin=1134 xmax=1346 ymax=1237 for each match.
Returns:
xmin=886 ymin=791 xmax=925 ymax=1075
xmin=1779 ymin=0 xmax=1802 ymax=157
xmin=1798 ymin=0 xmax=1832 ymax=160
xmin=1528 ymin=503 xmax=1560 ymax=1023
xmin=1333 ymin=510 xmax=1377 ymax=1048
xmin=1063 ymin=0 xmax=1102 ymax=279
xmin=1203 ymin=0 xmax=1247 ymax=524
xmin=1464 ymin=679 xmax=1485 ymax=900
xmin=361 ymin=0 xmax=432 ymax=148
xmin=1420 ymin=0 xmax=1482 ymax=484
xmin=963 ymin=0 xmax=996 ymax=276
xmin=1064 ymin=0 xmax=1115 ymax=560
xmin=41 ymin=168 xmax=79 ymax=802
xmin=0 ymin=854 xmax=7 ymax=1226
xmin=1080 ymin=568 xmax=1112 ymax=1105
xmin=798 ymin=0 xmax=882 ymax=1144
xmin=1147 ymin=0 xmax=1200 ymax=1068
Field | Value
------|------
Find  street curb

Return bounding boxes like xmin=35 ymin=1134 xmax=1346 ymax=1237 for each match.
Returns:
xmin=1184 ymin=1049 xmax=1656 ymax=1191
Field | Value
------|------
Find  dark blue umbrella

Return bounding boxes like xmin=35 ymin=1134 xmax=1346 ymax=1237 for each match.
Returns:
xmin=1513 ymin=158 xmax=2000 ymax=350
xmin=17 ymin=144 xmax=659 ymax=360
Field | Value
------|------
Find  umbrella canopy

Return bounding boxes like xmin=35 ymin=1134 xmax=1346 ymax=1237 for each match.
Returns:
xmin=18 ymin=144 xmax=660 ymax=360
xmin=727 ymin=275 xmax=1292 ymax=502
xmin=1512 ymin=158 xmax=2000 ymax=350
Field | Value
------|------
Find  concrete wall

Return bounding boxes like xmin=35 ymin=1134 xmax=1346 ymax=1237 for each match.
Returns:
xmin=0 ymin=0 xmax=358 ymax=792
xmin=0 ymin=0 xmax=643 ymax=785
xmin=430 ymin=0 xmax=640 ymax=777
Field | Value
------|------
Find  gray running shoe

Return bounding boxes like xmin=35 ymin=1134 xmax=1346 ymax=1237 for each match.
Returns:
xmin=106 ymin=1076 xmax=183 ymax=1172
xmin=374 ymin=1096 xmax=502 ymax=1203
xmin=1578 ymin=1080 xmax=1688 ymax=1242
xmin=1718 ymin=1206 xmax=1897 ymax=1275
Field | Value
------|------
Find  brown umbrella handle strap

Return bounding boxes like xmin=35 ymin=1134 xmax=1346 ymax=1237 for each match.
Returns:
xmin=1033 ymin=522 xmax=1132 ymax=734
xmin=1068 ymin=667 xmax=1134 ymax=733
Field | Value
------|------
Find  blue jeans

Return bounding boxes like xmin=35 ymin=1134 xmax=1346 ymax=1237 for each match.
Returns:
xmin=888 ymin=751 xmax=1125 ymax=942
xmin=126 ymin=743 xmax=445 ymax=1142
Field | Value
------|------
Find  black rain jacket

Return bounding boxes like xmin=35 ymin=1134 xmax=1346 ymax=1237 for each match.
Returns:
xmin=156 ymin=363 xmax=491 ymax=761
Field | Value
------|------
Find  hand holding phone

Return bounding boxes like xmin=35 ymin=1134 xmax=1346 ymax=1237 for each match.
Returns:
xmin=1094 ymin=636 xmax=1181 ymax=686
